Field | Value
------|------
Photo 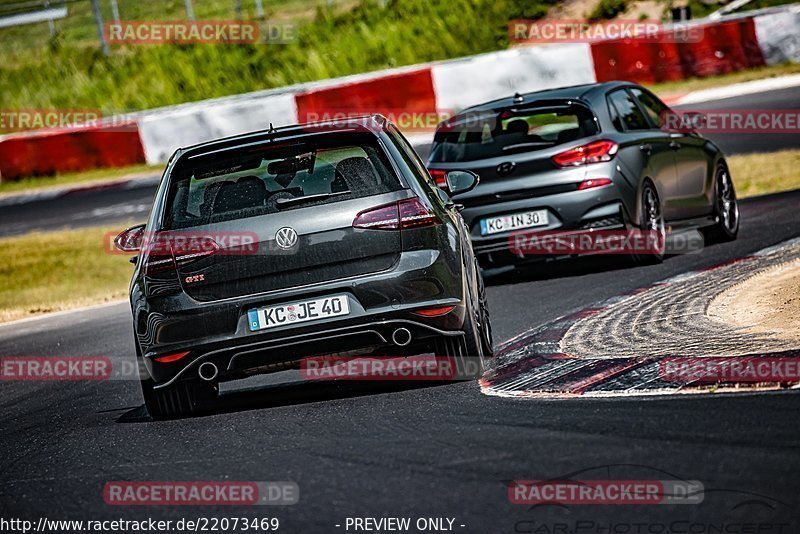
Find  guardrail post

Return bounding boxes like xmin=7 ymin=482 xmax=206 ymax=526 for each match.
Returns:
xmin=184 ymin=0 xmax=195 ymax=21
xmin=90 ymin=0 xmax=110 ymax=56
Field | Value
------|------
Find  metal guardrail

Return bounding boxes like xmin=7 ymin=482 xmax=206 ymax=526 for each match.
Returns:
xmin=0 ymin=6 xmax=67 ymax=29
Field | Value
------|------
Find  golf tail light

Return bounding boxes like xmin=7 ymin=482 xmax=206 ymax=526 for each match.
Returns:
xmin=353 ymin=203 xmax=400 ymax=230
xmin=552 ymin=140 xmax=618 ymax=168
xmin=398 ymin=198 xmax=440 ymax=229
xmin=143 ymin=235 xmax=220 ymax=275
xmin=577 ymin=178 xmax=613 ymax=190
xmin=353 ymin=199 xmax=440 ymax=230
xmin=172 ymin=236 xmax=220 ymax=267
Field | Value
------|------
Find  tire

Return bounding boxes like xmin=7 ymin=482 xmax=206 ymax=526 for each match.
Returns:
xmin=436 ymin=301 xmax=486 ymax=381
xmin=703 ymin=162 xmax=739 ymax=243
xmin=475 ymin=262 xmax=495 ymax=358
xmin=141 ymin=376 xmax=218 ymax=419
xmin=631 ymin=181 xmax=665 ymax=265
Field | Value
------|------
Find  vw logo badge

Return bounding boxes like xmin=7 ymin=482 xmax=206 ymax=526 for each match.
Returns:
xmin=275 ymin=227 xmax=298 ymax=249
xmin=496 ymin=161 xmax=516 ymax=176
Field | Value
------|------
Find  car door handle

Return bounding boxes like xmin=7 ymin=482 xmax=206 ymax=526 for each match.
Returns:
xmin=639 ymin=143 xmax=652 ymax=154
xmin=669 ymin=141 xmax=680 ymax=150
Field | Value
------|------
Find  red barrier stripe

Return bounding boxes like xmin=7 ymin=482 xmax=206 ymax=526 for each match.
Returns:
xmin=591 ymin=18 xmax=765 ymax=84
xmin=0 ymin=123 xmax=146 ymax=181
xmin=294 ymin=68 xmax=437 ymax=123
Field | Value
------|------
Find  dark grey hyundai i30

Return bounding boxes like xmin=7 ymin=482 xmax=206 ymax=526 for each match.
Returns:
xmin=115 ymin=116 xmax=493 ymax=418
xmin=427 ymin=81 xmax=739 ymax=268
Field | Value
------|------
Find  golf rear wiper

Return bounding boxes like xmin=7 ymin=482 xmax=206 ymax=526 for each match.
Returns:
xmin=275 ymin=191 xmax=351 ymax=209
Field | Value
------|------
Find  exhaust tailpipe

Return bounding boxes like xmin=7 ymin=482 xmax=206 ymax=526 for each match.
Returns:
xmin=392 ymin=327 xmax=412 ymax=347
xmin=198 ymin=362 xmax=218 ymax=381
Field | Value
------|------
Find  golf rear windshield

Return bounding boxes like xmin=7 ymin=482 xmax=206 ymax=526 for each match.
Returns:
xmin=429 ymin=104 xmax=599 ymax=163
xmin=164 ymin=132 xmax=402 ymax=229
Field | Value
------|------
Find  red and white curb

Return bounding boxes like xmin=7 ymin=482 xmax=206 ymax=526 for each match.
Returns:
xmin=480 ymin=238 xmax=800 ymax=398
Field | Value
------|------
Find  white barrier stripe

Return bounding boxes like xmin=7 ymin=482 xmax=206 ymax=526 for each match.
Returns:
xmin=430 ymin=43 xmax=597 ymax=114
xmin=138 ymin=92 xmax=298 ymax=165
xmin=753 ymin=7 xmax=800 ymax=66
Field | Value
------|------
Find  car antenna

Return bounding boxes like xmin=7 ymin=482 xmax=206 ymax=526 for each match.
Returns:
xmin=266 ymin=122 xmax=277 ymax=142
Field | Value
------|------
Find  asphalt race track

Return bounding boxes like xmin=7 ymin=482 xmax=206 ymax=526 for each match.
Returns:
xmin=1 ymin=88 xmax=800 ymax=530
xmin=0 ymin=86 xmax=797 ymax=238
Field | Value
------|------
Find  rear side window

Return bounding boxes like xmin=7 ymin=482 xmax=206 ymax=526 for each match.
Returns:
xmin=387 ymin=125 xmax=435 ymax=188
xmin=164 ymin=132 xmax=402 ymax=229
xmin=429 ymin=104 xmax=598 ymax=163
xmin=607 ymin=90 xmax=650 ymax=132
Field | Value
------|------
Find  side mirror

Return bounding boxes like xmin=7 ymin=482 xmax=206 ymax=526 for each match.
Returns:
xmin=445 ymin=170 xmax=480 ymax=195
xmin=114 ymin=224 xmax=146 ymax=253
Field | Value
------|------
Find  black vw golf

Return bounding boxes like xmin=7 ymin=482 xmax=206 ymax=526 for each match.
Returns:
xmin=115 ymin=116 xmax=493 ymax=418
xmin=427 ymin=81 xmax=739 ymax=267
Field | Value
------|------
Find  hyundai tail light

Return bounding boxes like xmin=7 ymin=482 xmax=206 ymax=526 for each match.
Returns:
xmin=552 ymin=140 xmax=618 ymax=167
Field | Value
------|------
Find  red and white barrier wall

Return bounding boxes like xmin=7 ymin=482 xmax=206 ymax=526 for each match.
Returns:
xmin=0 ymin=7 xmax=798 ymax=181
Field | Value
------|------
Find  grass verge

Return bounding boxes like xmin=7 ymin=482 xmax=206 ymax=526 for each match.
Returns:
xmin=648 ymin=63 xmax=800 ymax=96
xmin=0 ymin=226 xmax=134 ymax=323
xmin=1 ymin=0 xmax=551 ymax=114
xmin=728 ymin=149 xmax=800 ymax=199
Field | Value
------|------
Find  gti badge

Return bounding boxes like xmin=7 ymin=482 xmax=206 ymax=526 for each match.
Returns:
xmin=496 ymin=161 xmax=516 ymax=176
xmin=275 ymin=227 xmax=299 ymax=249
